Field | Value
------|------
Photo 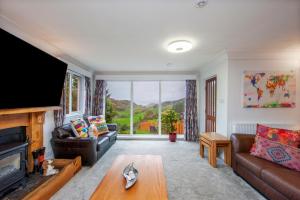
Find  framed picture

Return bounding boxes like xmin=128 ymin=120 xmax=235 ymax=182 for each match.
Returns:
xmin=243 ymin=70 xmax=296 ymax=108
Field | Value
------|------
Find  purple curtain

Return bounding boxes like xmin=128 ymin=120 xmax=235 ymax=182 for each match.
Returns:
xmin=185 ymin=80 xmax=199 ymax=141
xmin=54 ymin=76 xmax=66 ymax=128
xmin=84 ymin=76 xmax=91 ymax=115
xmin=93 ymin=80 xmax=105 ymax=116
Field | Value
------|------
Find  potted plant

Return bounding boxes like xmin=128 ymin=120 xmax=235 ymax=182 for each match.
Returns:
xmin=161 ymin=109 xmax=179 ymax=142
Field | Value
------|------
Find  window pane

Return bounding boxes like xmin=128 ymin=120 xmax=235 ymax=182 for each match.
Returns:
xmin=161 ymin=81 xmax=185 ymax=134
xmin=133 ymin=81 xmax=159 ymax=134
xmin=65 ymin=73 xmax=70 ymax=114
xmin=71 ymin=75 xmax=80 ymax=112
xmin=106 ymin=81 xmax=131 ymax=134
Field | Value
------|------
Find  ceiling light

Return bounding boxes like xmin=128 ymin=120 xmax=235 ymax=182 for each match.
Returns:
xmin=167 ymin=40 xmax=193 ymax=53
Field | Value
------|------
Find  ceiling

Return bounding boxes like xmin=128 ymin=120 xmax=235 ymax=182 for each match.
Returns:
xmin=0 ymin=0 xmax=299 ymax=72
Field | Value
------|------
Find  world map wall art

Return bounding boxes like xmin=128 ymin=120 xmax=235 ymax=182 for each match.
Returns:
xmin=243 ymin=70 xmax=296 ymax=108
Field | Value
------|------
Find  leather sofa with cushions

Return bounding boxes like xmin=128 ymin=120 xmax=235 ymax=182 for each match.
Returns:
xmin=51 ymin=123 xmax=117 ymax=166
xmin=231 ymin=134 xmax=300 ymax=200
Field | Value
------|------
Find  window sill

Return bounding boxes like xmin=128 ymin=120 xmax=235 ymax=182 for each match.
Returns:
xmin=117 ymin=134 xmax=184 ymax=140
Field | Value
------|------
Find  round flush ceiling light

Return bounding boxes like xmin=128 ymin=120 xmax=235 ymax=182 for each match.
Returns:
xmin=167 ymin=40 xmax=193 ymax=53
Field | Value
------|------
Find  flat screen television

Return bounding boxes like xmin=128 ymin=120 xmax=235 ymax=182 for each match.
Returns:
xmin=0 ymin=28 xmax=68 ymax=109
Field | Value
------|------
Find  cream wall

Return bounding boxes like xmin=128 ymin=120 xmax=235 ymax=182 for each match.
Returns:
xmin=199 ymin=52 xmax=300 ymax=139
xmin=227 ymin=58 xmax=300 ymax=135
xmin=198 ymin=53 xmax=229 ymax=137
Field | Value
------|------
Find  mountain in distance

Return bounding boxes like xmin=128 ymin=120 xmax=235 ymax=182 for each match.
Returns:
xmin=109 ymin=98 xmax=184 ymax=112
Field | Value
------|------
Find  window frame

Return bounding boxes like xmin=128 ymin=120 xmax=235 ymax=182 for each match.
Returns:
xmin=105 ymin=80 xmax=186 ymax=135
xmin=65 ymin=71 xmax=84 ymax=117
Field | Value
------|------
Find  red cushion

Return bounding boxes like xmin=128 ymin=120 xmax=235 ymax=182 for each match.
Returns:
xmin=251 ymin=136 xmax=300 ymax=172
xmin=250 ymin=124 xmax=300 ymax=153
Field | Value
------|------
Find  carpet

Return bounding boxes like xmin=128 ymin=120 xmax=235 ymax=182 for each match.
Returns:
xmin=51 ymin=141 xmax=265 ymax=200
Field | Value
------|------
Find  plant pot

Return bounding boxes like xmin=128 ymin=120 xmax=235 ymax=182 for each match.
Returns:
xmin=169 ymin=132 xmax=177 ymax=142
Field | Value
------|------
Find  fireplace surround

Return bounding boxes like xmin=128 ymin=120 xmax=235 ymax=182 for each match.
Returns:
xmin=0 ymin=127 xmax=28 ymax=197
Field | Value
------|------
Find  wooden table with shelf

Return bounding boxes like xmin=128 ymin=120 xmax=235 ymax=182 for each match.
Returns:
xmin=199 ymin=132 xmax=231 ymax=168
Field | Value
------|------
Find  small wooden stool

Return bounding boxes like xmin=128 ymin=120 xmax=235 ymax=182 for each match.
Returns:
xmin=199 ymin=132 xmax=231 ymax=168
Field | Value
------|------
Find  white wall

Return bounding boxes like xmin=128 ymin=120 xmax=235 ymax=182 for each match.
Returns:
xmin=199 ymin=53 xmax=229 ymax=136
xmin=43 ymin=112 xmax=55 ymax=159
xmin=227 ymin=58 xmax=300 ymax=135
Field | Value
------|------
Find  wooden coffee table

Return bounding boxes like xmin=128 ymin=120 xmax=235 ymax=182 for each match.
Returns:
xmin=199 ymin=132 xmax=231 ymax=168
xmin=90 ymin=155 xmax=168 ymax=200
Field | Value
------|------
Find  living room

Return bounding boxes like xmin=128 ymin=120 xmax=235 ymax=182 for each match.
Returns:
xmin=0 ymin=0 xmax=300 ymax=200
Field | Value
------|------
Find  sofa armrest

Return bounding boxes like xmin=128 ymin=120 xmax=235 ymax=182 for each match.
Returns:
xmin=107 ymin=123 xmax=117 ymax=132
xmin=230 ymin=133 xmax=255 ymax=171
xmin=231 ymin=133 xmax=255 ymax=154
xmin=51 ymin=137 xmax=98 ymax=166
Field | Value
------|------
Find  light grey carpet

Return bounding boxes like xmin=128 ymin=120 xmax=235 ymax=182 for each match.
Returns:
xmin=51 ymin=141 xmax=265 ymax=200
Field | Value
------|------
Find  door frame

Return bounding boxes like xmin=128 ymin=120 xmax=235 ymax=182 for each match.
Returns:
xmin=205 ymin=76 xmax=217 ymax=132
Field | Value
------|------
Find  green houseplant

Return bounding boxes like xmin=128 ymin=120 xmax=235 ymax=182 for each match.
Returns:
xmin=161 ymin=109 xmax=179 ymax=142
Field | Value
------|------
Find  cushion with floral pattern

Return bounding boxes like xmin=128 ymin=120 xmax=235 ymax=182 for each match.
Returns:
xmin=87 ymin=115 xmax=105 ymax=124
xmin=70 ymin=118 xmax=89 ymax=138
xmin=251 ymin=136 xmax=300 ymax=171
xmin=251 ymin=124 xmax=300 ymax=153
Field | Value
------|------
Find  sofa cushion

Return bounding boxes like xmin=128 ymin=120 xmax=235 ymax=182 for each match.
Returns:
xmin=97 ymin=137 xmax=109 ymax=152
xmin=87 ymin=115 xmax=105 ymax=124
xmin=93 ymin=121 xmax=109 ymax=135
xmin=251 ymin=124 xmax=300 ymax=152
xmin=70 ymin=118 xmax=89 ymax=138
xmin=105 ymin=131 xmax=117 ymax=142
xmin=261 ymin=167 xmax=300 ymax=200
xmin=251 ymin=136 xmax=300 ymax=171
xmin=235 ymin=153 xmax=282 ymax=177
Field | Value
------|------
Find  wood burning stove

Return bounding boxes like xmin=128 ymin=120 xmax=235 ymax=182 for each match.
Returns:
xmin=0 ymin=127 xmax=28 ymax=197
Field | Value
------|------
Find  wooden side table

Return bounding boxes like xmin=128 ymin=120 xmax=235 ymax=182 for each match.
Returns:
xmin=199 ymin=132 xmax=231 ymax=168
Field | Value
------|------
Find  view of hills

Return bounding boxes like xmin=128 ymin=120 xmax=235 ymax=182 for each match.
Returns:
xmin=106 ymin=97 xmax=184 ymax=134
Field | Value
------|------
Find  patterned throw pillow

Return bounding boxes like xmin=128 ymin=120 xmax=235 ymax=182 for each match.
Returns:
xmin=93 ymin=121 xmax=109 ymax=135
xmin=88 ymin=115 xmax=105 ymax=124
xmin=70 ymin=118 xmax=89 ymax=138
xmin=87 ymin=115 xmax=109 ymax=136
xmin=251 ymin=136 xmax=300 ymax=171
xmin=251 ymin=124 xmax=300 ymax=153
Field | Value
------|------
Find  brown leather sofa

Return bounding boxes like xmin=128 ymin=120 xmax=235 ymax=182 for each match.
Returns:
xmin=231 ymin=134 xmax=300 ymax=200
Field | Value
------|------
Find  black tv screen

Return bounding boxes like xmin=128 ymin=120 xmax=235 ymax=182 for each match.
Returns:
xmin=0 ymin=29 xmax=68 ymax=109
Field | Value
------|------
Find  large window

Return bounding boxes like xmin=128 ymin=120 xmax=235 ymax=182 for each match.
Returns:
xmin=105 ymin=80 xmax=186 ymax=135
xmin=65 ymin=72 xmax=82 ymax=115
xmin=105 ymin=81 xmax=131 ymax=134
xmin=133 ymin=81 xmax=159 ymax=134
xmin=161 ymin=81 xmax=185 ymax=134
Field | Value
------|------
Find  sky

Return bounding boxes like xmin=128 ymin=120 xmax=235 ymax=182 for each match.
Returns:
xmin=106 ymin=81 xmax=185 ymax=106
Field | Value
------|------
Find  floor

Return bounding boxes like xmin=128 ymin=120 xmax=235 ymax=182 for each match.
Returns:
xmin=51 ymin=141 xmax=265 ymax=200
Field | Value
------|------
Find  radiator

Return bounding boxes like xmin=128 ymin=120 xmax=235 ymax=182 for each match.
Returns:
xmin=231 ymin=123 xmax=298 ymax=135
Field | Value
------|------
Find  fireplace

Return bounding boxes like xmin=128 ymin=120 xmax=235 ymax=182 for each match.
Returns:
xmin=0 ymin=127 xmax=28 ymax=197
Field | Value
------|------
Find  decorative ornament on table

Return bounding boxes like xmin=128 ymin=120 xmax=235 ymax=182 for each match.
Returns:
xmin=123 ymin=162 xmax=138 ymax=189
